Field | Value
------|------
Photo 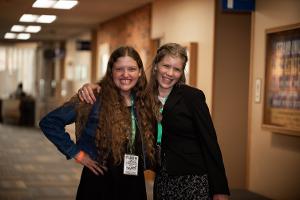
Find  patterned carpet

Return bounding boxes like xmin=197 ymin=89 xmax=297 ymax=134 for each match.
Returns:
xmin=0 ymin=124 xmax=271 ymax=200
xmin=0 ymin=124 xmax=81 ymax=200
xmin=0 ymin=124 xmax=154 ymax=200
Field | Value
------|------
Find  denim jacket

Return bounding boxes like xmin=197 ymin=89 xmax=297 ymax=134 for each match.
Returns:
xmin=39 ymin=99 xmax=101 ymax=160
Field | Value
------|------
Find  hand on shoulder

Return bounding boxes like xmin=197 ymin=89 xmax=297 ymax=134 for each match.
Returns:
xmin=78 ymin=83 xmax=100 ymax=104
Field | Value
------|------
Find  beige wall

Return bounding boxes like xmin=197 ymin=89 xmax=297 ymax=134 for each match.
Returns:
xmin=248 ymin=0 xmax=300 ymax=199
xmin=213 ymin=9 xmax=251 ymax=189
xmin=152 ymin=0 xmax=215 ymax=108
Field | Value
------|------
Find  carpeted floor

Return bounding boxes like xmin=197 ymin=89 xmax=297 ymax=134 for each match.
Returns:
xmin=0 ymin=124 xmax=272 ymax=200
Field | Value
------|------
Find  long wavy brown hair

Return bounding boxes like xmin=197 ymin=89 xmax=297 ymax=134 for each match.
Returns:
xmin=74 ymin=46 xmax=155 ymax=166
xmin=146 ymin=43 xmax=188 ymax=121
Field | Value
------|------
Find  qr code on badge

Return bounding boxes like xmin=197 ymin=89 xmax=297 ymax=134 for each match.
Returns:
xmin=123 ymin=154 xmax=139 ymax=176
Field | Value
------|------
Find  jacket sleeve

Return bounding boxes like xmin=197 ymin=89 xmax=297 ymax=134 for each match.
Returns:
xmin=190 ymin=90 xmax=230 ymax=195
xmin=39 ymin=103 xmax=80 ymax=160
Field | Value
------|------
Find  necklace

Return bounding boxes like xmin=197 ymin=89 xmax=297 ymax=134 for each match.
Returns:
xmin=158 ymin=95 xmax=168 ymax=105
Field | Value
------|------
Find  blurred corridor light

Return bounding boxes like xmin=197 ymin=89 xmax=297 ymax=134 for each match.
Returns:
xmin=11 ymin=25 xmax=41 ymax=33
xmin=25 ymin=25 xmax=42 ymax=33
xmin=20 ymin=14 xmax=39 ymax=22
xmin=33 ymin=0 xmax=56 ymax=8
xmin=4 ymin=33 xmax=17 ymax=39
xmin=33 ymin=0 xmax=78 ymax=10
xmin=20 ymin=14 xmax=56 ymax=24
xmin=11 ymin=25 xmax=25 ymax=32
xmin=37 ymin=15 xmax=57 ymax=23
xmin=17 ymin=33 xmax=31 ymax=40
xmin=53 ymin=0 xmax=78 ymax=9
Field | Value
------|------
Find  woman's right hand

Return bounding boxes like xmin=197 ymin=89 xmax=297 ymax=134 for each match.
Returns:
xmin=78 ymin=83 xmax=101 ymax=104
xmin=74 ymin=151 xmax=107 ymax=175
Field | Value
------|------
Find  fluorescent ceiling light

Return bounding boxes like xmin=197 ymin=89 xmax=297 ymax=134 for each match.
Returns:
xmin=4 ymin=33 xmax=17 ymax=39
xmin=32 ymin=0 xmax=56 ymax=8
xmin=32 ymin=0 xmax=78 ymax=9
xmin=20 ymin=14 xmax=39 ymax=22
xmin=37 ymin=15 xmax=56 ymax=23
xmin=19 ymin=14 xmax=56 ymax=24
xmin=53 ymin=0 xmax=78 ymax=9
xmin=11 ymin=25 xmax=25 ymax=32
xmin=10 ymin=25 xmax=41 ymax=33
xmin=25 ymin=25 xmax=41 ymax=33
xmin=17 ymin=33 xmax=31 ymax=40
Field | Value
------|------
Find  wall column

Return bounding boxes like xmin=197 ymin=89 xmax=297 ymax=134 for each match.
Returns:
xmin=91 ymin=29 xmax=99 ymax=83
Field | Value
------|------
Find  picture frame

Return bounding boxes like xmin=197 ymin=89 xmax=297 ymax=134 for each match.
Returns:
xmin=262 ymin=23 xmax=300 ymax=136
xmin=183 ymin=42 xmax=198 ymax=87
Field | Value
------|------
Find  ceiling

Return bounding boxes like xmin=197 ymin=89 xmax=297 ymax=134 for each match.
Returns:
xmin=0 ymin=0 xmax=152 ymax=42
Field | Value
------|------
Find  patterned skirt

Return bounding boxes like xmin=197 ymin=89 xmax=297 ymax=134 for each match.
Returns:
xmin=153 ymin=159 xmax=210 ymax=200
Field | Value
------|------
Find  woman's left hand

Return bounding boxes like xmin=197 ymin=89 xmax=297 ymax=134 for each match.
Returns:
xmin=78 ymin=83 xmax=100 ymax=104
xmin=213 ymin=194 xmax=229 ymax=200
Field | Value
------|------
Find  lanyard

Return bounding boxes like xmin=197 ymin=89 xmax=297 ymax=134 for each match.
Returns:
xmin=156 ymin=96 xmax=168 ymax=144
xmin=129 ymin=95 xmax=136 ymax=153
xmin=128 ymin=95 xmax=147 ymax=168
xmin=157 ymin=107 xmax=163 ymax=144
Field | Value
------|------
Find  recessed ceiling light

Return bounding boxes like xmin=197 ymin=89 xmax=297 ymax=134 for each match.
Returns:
xmin=20 ymin=14 xmax=39 ymax=22
xmin=53 ymin=0 xmax=78 ymax=9
xmin=17 ymin=33 xmax=31 ymax=40
xmin=32 ymin=0 xmax=56 ymax=8
xmin=4 ymin=33 xmax=17 ymax=39
xmin=25 ymin=25 xmax=42 ymax=33
xmin=11 ymin=25 xmax=25 ymax=32
xmin=37 ymin=15 xmax=56 ymax=23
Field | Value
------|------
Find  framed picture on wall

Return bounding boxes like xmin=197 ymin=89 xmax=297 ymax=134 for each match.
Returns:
xmin=183 ymin=42 xmax=198 ymax=87
xmin=262 ymin=23 xmax=300 ymax=136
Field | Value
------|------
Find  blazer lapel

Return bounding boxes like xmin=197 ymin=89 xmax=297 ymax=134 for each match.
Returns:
xmin=163 ymin=85 xmax=184 ymax=115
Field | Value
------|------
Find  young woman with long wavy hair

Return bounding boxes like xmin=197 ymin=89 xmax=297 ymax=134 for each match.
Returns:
xmin=39 ymin=46 xmax=155 ymax=200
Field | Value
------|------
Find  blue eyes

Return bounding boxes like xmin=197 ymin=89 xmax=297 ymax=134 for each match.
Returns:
xmin=161 ymin=65 xmax=182 ymax=72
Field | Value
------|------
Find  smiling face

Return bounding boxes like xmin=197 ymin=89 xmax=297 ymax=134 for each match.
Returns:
xmin=156 ymin=55 xmax=184 ymax=95
xmin=112 ymin=56 xmax=141 ymax=97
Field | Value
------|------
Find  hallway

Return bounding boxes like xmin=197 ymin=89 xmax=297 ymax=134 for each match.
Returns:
xmin=0 ymin=124 xmax=155 ymax=200
xmin=0 ymin=124 xmax=81 ymax=200
xmin=0 ymin=124 xmax=272 ymax=200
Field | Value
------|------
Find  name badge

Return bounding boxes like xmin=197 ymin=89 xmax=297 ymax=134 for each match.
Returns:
xmin=123 ymin=154 xmax=139 ymax=176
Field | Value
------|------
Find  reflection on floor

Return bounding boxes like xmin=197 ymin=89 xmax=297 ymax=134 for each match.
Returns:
xmin=0 ymin=124 xmax=272 ymax=200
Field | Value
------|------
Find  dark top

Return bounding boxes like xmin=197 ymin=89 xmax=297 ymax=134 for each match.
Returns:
xmin=159 ymin=84 xmax=230 ymax=195
xmin=40 ymin=101 xmax=147 ymax=200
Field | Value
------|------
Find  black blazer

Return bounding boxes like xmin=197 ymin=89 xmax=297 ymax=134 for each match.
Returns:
xmin=160 ymin=84 xmax=230 ymax=195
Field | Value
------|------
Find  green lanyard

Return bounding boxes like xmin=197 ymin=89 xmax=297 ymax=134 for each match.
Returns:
xmin=157 ymin=96 xmax=168 ymax=144
xmin=129 ymin=95 xmax=136 ymax=153
xmin=157 ymin=107 xmax=163 ymax=144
